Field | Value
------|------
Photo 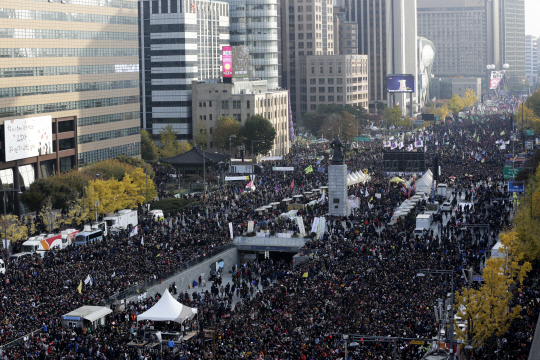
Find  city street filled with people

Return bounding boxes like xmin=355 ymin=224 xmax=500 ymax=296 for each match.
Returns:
xmin=1 ymin=105 xmax=539 ymax=359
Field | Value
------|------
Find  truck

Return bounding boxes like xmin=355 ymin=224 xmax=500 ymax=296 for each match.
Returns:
xmin=437 ymin=184 xmax=448 ymax=197
xmin=20 ymin=229 xmax=79 ymax=257
xmin=83 ymin=221 xmax=108 ymax=237
xmin=416 ymin=214 xmax=433 ymax=231
xmin=104 ymin=209 xmax=137 ymax=232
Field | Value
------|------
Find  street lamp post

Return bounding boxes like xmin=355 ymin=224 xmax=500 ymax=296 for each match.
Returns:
xmin=417 ymin=269 xmax=455 ymax=360
xmin=1 ymin=188 xmax=22 ymax=258
xmin=82 ymin=172 xmax=100 ymax=213
xmin=94 ymin=200 xmax=100 ymax=223
xmin=251 ymin=140 xmax=265 ymax=161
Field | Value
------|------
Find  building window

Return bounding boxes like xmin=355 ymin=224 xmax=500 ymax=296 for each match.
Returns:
xmin=209 ymin=101 xmax=212 ymax=107
xmin=311 ymin=67 xmax=315 ymax=74
xmin=310 ymin=87 xmax=316 ymax=93
xmin=319 ymin=96 xmax=325 ymax=101
xmin=310 ymin=96 xmax=316 ymax=101
xmin=221 ymin=100 xmax=228 ymax=109
xmin=246 ymin=100 xmax=250 ymax=109
xmin=319 ymin=87 xmax=325 ymax=93
xmin=319 ymin=78 xmax=325 ymax=84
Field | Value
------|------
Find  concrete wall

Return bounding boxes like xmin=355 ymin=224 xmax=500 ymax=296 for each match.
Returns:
xmin=125 ymin=247 xmax=240 ymax=303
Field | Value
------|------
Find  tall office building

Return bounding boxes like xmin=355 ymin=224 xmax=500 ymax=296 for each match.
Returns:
xmin=280 ymin=0 xmax=334 ymax=125
xmin=344 ymin=0 xmax=418 ymax=114
xmin=525 ymin=35 xmax=538 ymax=88
xmin=333 ymin=5 xmax=358 ymax=55
xmin=417 ymin=0 xmax=500 ymax=80
xmin=139 ymin=0 xmax=229 ymax=139
xmin=0 ymin=0 xmax=141 ymax=166
xmin=499 ymin=0 xmax=525 ymax=87
xmin=225 ymin=0 xmax=281 ymax=89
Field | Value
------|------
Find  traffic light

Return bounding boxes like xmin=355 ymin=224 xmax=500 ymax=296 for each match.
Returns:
xmin=433 ymin=156 xmax=439 ymax=181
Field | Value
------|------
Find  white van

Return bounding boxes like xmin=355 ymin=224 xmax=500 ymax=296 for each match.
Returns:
xmin=148 ymin=209 xmax=164 ymax=220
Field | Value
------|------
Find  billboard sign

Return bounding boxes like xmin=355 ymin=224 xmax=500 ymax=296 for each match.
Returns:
xmin=222 ymin=46 xmax=233 ymax=78
xmin=387 ymin=74 xmax=415 ymax=93
xmin=232 ymin=45 xmax=249 ymax=78
xmin=4 ymin=116 xmax=53 ymax=162
xmin=503 ymin=165 xmax=522 ymax=179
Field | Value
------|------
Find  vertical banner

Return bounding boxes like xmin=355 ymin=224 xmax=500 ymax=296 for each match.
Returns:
xmin=222 ymin=46 xmax=233 ymax=78
xmin=247 ymin=221 xmax=254 ymax=233
xmin=490 ymin=70 xmax=504 ymax=90
xmin=310 ymin=217 xmax=320 ymax=235
xmin=228 ymin=222 xmax=234 ymax=239
xmin=296 ymin=217 xmax=306 ymax=237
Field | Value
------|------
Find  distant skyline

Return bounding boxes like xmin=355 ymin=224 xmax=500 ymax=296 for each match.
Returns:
xmin=526 ymin=0 xmax=540 ymax=37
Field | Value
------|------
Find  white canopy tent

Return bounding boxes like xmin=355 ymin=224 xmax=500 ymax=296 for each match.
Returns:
xmin=415 ymin=170 xmax=433 ymax=194
xmin=137 ymin=289 xmax=197 ymax=324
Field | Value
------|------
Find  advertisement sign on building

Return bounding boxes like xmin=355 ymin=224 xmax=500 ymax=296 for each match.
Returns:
xmin=222 ymin=46 xmax=233 ymax=78
xmin=4 ymin=116 xmax=53 ymax=162
xmin=387 ymin=74 xmax=415 ymax=93
xmin=232 ymin=46 xmax=249 ymax=78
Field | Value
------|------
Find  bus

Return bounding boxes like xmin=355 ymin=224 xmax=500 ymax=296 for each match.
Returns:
xmin=74 ymin=230 xmax=103 ymax=246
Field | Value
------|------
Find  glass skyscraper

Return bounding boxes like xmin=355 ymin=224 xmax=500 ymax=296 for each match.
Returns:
xmin=0 ymin=0 xmax=142 ymax=165
xmin=226 ymin=0 xmax=281 ymax=89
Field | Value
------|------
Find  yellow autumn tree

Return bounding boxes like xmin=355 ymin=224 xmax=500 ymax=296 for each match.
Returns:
xmin=462 ymin=88 xmax=478 ymax=109
xmin=454 ymin=231 xmax=531 ymax=356
xmin=0 ymin=214 xmax=28 ymax=244
xmin=124 ymin=167 xmax=157 ymax=205
xmin=516 ymin=104 xmax=540 ymax=130
xmin=62 ymin=199 xmax=89 ymax=227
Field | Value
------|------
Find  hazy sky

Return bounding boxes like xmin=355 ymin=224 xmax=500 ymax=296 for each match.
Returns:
xmin=525 ymin=0 xmax=540 ymax=37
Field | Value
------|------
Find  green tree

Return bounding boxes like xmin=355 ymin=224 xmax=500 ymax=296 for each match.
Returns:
xmin=193 ymin=121 xmax=209 ymax=149
xmin=140 ymin=129 xmax=159 ymax=161
xmin=339 ymin=111 xmax=359 ymax=142
xmin=318 ymin=113 xmax=342 ymax=140
xmin=212 ymin=116 xmax=242 ymax=152
xmin=447 ymin=94 xmax=465 ymax=117
xmin=20 ymin=178 xmax=78 ymax=213
xmin=516 ymin=104 xmax=540 ymax=130
xmin=302 ymin=112 xmax=327 ymax=136
xmin=316 ymin=104 xmax=367 ymax=124
xmin=242 ymin=114 xmax=276 ymax=156
xmin=383 ymin=105 xmax=402 ymax=128
xmin=374 ymin=101 xmax=387 ymax=115
xmin=115 ymin=155 xmax=155 ymax=180
xmin=158 ymin=125 xmax=192 ymax=158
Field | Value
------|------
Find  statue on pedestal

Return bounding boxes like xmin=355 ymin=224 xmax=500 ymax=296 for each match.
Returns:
xmin=330 ymin=136 xmax=345 ymax=164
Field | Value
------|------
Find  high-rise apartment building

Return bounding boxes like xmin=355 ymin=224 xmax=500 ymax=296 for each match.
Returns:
xmin=302 ymin=55 xmax=368 ymax=112
xmin=225 ymin=0 xmax=281 ymax=89
xmin=280 ymin=0 xmax=334 ymax=125
xmin=0 ymin=0 xmax=141 ymax=166
xmin=499 ymin=0 xmax=526 ymax=87
xmin=525 ymin=35 xmax=538 ymax=88
xmin=139 ymin=0 xmax=229 ymax=139
xmin=344 ymin=0 xmax=418 ymax=114
xmin=417 ymin=0 xmax=500 ymax=79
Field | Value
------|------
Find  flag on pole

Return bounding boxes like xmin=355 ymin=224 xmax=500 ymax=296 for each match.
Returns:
xmin=290 ymin=179 xmax=294 ymax=190
xmin=130 ymin=226 xmax=138 ymax=237
xmin=500 ymin=131 xmax=505 ymax=135
xmin=77 ymin=280 xmax=82 ymax=294
xmin=141 ymin=236 xmax=144 ymax=245
xmin=304 ymin=165 xmax=313 ymax=174
xmin=84 ymin=274 xmax=92 ymax=286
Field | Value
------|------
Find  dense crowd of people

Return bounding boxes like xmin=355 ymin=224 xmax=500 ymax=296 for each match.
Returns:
xmin=1 ymin=105 xmax=539 ymax=359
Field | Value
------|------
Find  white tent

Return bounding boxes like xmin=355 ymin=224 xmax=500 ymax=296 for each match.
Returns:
xmin=415 ymin=169 xmax=433 ymax=194
xmin=137 ymin=289 xmax=197 ymax=324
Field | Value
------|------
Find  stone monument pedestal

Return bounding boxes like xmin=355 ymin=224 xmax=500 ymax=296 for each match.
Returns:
xmin=328 ymin=164 xmax=350 ymax=216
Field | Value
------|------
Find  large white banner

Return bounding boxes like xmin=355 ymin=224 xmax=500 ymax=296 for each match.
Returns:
xmin=296 ymin=217 xmax=306 ymax=237
xmin=225 ymin=176 xmax=250 ymax=181
xmin=229 ymin=222 xmax=234 ymax=239
xmin=272 ymin=167 xmax=295 ymax=171
xmin=5 ymin=116 xmax=53 ymax=162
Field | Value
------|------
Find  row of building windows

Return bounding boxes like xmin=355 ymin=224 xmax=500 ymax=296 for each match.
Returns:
xmin=0 ymin=65 xmax=139 ymax=78
xmin=78 ymin=111 xmax=140 ymax=127
xmin=0 ymin=48 xmax=138 ymax=58
xmin=0 ymin=29 xmax=138 ymax=41
xmin=30 ymin=0 xmax=137 ymax=9
xmin=78 ymin=127 xmax=140 ymax=144
xmin=0 ymin=80 xmax=139 ymax=98
xmin=78 ymin=142 xmax=141 ymax=165
xmin=0 ymin=95 xmax=139 ymax=117
xmin=0 ymin=9 xmax=137 ymax=25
